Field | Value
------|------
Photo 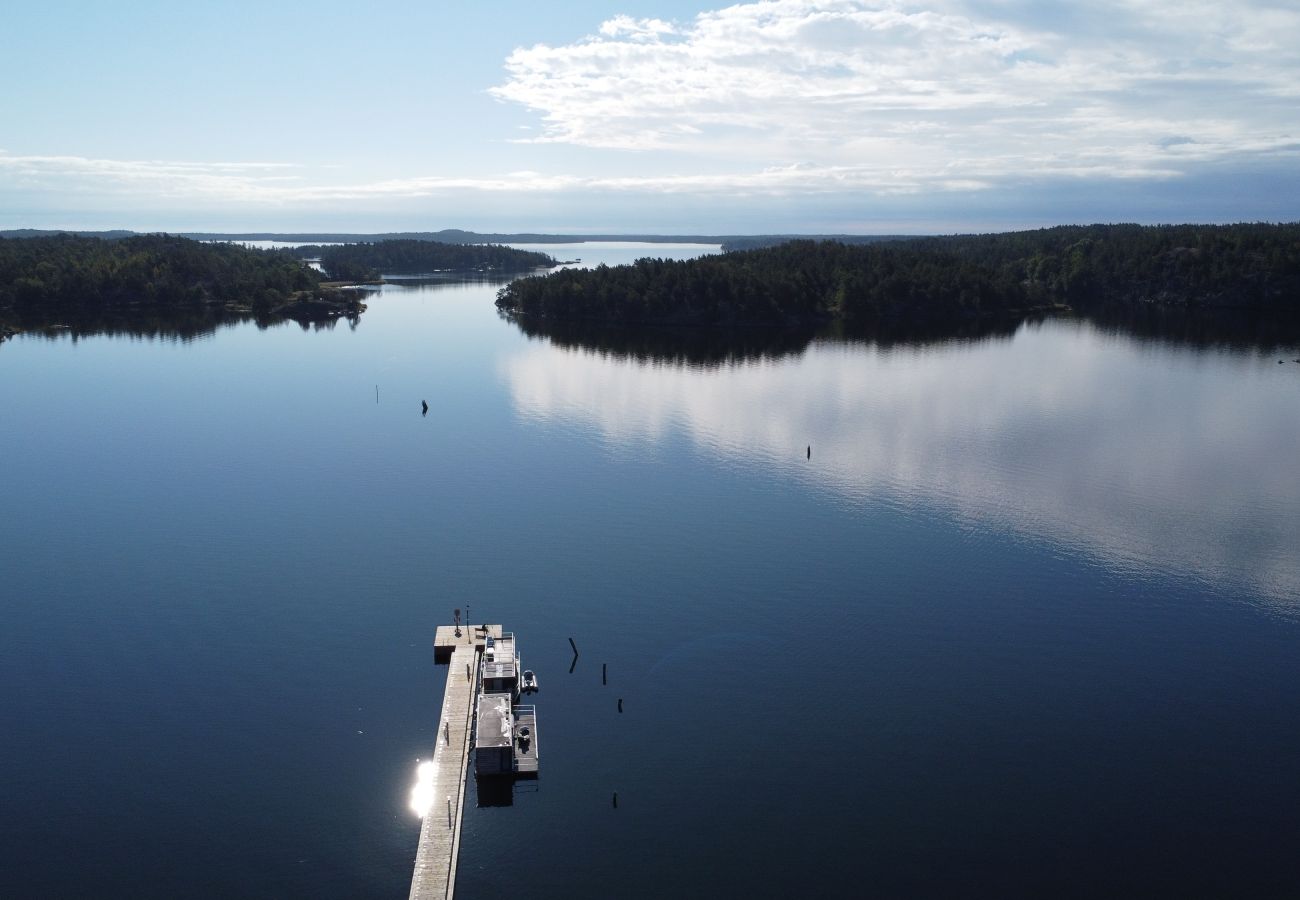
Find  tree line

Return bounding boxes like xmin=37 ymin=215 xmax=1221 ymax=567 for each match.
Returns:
xmin=304 ymin=240 xmax=558 ymax=281
xmin=497 ymin=239 xmax=1033 ymax=327
xmin=496 ymin=224 xmax=1300 ymax=327
xmin=0 ymin=234 xmax=323 ymax=314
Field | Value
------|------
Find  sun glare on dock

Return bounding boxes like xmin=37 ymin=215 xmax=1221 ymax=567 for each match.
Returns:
xmin=409 ymin=760 xmax=437 ymax=818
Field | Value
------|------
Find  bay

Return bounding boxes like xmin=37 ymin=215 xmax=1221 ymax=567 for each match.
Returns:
xmin=2 ymin=242 xmax=1299 ymax=897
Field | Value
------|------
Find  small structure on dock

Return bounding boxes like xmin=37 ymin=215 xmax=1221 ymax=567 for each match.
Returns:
xmin=481 ymin=632 xmax=520 ymax=695
xmin=474 ymin=694 xmax=515 ymax=775
xmin=473 ymin=693 xmax=540 ymax=778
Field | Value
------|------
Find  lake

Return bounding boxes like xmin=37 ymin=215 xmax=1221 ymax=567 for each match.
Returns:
xmin=2 ymin=242 xmax=1300 ymax=898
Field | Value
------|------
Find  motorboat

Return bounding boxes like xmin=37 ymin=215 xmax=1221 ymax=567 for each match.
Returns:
xmin=521 ymin=669 xmax=538 ymax=693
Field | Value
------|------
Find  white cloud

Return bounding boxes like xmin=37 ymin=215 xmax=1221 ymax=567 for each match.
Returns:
xmin=0 ymin=152 xmax=1025 ymax=204
xmin=599 ymin=15 xmax=678 ymax=40
xmin=4 ymin=3 xmax=1296 ymax=219
xmin=490 ymin=0 xmax=1300 ymax=188
xmin=0 ymin=154 xmax=306 ymax=203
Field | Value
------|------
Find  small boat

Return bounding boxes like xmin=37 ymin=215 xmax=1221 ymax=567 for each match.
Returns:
xmin=521 ymin=669 xmax=538 ymax=693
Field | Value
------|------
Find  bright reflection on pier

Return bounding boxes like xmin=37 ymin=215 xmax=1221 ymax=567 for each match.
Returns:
xmin=409 ymin=760 xmax=437 ymax=818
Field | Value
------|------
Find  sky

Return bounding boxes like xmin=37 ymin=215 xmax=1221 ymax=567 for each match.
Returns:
xmin=2 ymin=0 xmax=1297 ymax=234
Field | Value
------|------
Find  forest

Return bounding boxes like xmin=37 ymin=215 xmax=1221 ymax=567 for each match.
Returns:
xmin=0 ymin=234 xmax=334 ymax=315
xmin=306 ymin=240 xmax=558 ymax=281
xmin=496 ymin=224 xmax=1300 ymax=327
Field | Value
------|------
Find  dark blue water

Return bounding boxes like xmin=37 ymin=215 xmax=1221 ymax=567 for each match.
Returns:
xmin=2 ymin=242 xmax=1299 ymax=898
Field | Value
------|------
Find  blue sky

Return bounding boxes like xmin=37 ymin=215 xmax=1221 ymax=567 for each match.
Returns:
xmin=3 ymin=0 xmax=1297 ymax=233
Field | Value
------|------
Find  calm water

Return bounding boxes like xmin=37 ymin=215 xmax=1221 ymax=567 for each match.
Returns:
xmin=2 ymin=242 xmax=1300 ymax=898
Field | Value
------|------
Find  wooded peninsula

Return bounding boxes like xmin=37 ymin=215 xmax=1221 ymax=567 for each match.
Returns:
xmin=299 ymin=240 xmax=558 ymax=282
xmin=0 ymin=234 xmax=557 ymax=334
xmin=0 ymin=234 xmax=360 ymax=325
xmin=496 ymin=224 xmax=1300 ymax=327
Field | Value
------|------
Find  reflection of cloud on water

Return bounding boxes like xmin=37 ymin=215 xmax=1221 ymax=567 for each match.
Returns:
xmin=503 ymin=320 xmax=1300 ymax=606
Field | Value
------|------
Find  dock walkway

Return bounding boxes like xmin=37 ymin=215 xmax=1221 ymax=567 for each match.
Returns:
xmin=407 ymin=642 xmax=478 ymax=900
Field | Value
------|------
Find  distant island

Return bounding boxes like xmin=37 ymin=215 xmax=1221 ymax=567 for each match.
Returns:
xmin=496 ymin=224 xmax=1300 ymax=327
xmin=298 ymin=240 xmax=558 ymax=282
xmin=0 ymin=234 xmax=362 ymax=332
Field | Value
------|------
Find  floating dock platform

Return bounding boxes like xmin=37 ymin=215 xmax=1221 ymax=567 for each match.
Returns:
xmin=512 ymin=705 xmax=539 ymax=775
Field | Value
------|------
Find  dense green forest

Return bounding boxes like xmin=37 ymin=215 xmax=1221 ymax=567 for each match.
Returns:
xmin=0 ymin=234 xmax=344 ymax=317
xmin=307 ymin=240 xmax=558 ymax=281
xmin=497 ymin=239 xmax=1034 ymax=326
xmin=496 ymin=224 xmax=1300 ymax=327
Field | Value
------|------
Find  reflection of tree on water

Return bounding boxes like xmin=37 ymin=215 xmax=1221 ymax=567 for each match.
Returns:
xmin=1084 ymin=304 xmax=1300 ymax=352
xmin=0 ymin=304 xmax=360 ymax=344
xmin=504 ymin=307 xmax=1300 ymax=366
xmin=504 ymin=313 xmax=818 ymax=366
xmin=502 ymin=311 xmax=1028 ymax=367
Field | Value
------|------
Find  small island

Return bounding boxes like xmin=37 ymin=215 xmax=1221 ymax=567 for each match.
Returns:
xmin=300 ymin=240 xmax=559 ymax=282
xmin=496 ymin=224 xmax=1300 ymax=328
xmin=0 ymin=234 xmax=364 ymax=335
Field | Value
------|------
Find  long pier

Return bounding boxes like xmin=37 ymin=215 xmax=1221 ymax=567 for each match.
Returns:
xmin=408 ymin=625 xmax=502 ymax=900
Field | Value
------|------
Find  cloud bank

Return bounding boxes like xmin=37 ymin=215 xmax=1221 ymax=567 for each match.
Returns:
xmin=492 ymin=0 xmax=1300 ymax=190
xmin=4 ymin=1 xmax=1297 ymax=226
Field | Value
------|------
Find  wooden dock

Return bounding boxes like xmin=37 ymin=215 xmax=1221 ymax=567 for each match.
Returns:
xmin=408 ymin=641 xmax=479 ymax=900
xmin=410 ymin=623 xmax=536 ymax=898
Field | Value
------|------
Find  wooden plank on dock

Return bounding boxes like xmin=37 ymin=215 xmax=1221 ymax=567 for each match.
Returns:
xmin=408 ymin=644 xmax=479 ymax=900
